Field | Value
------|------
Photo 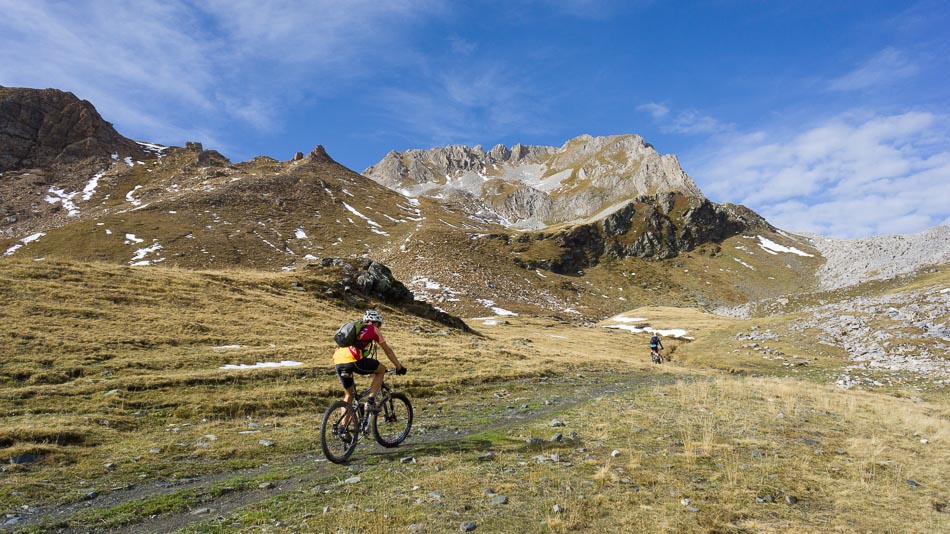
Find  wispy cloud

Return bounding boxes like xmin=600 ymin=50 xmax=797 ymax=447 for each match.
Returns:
xmin=0 ymin=0 xmax=442 ymax=150
xmin=638 ymin=102 xmax=733 ymax=135
xmin=829 ymin=47 xmax=919 ymax=92
xmin=371 ymin=64 xmax=552 ymax=148
xmin=637 ymin=102 xmax=669 ymax=119
xmin=692 ymin=112 xmax=950 ymax=237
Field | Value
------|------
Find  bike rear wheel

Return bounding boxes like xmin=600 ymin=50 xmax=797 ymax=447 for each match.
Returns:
xmin=320 ymin=400 xmax=359 ymax=463
xmin=371 ymin=392 xmax=413 ymax=447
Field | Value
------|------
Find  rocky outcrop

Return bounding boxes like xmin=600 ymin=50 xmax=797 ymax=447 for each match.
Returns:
xmin=0 ymin=86 xmax=145 ymax=173
xmin=310 ymin=258 xmax=471 ymax=332
xmin=308 ymin=145 xmax=336 ymax=164
xmin=507 ymin=193 xmax=771 ymax=273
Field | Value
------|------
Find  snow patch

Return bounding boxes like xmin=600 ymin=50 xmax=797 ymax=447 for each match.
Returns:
xmin=612 ymin=316 xmax=648 ymax=323
xmin=220 ymin=360 xmax=304 ymax=370
xmin=342 ymin=202 xmax=382 ymax=227
xmin=734 ymin=258 xmax=755 ymax=270
xmin=82 ymin=171 xmax=106 ymax=201
xmin=3 ymin=232 xmax=46 ymax=256
xmin=130 ymin=242 xmax=164 ymax=266
xmin=757 ymin=236 xmax=814 ymax=257
xmin=45 ymin=187 xmax=80 ymax=216
xmin=126 ymin=185 xmax=143 ymax=206
xmin=295 ymin=228 xmax=308 ymax=239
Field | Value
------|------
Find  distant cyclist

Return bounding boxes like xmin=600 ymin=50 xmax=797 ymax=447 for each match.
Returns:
xmin=333 ymin=310 xmax=405 ymax=412
xmin=650 ymin=333 xmax=664 ymax=363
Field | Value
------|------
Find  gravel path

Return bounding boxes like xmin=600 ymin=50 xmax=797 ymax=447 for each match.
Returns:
xmin=8 ymin=372 xmax=677 ymax=534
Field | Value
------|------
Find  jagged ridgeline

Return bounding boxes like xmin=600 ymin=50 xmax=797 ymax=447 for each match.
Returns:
xmin=363 ymin=134 xmax=708 ymax=228
xmin=1 ymin=86 xmax=822 ymax=318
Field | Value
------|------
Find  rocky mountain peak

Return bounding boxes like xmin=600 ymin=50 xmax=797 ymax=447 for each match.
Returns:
xmin=0 ymin=86 xmax=145 ymax=173
xmin=363 ymin=134 xmax=705 ymax=229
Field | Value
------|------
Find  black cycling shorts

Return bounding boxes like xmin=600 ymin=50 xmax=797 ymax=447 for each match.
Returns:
xmin=335 ymin=359 xmax=380 ymax=389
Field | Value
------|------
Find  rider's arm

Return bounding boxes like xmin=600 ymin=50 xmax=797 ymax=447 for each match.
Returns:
xmin=376 ymin=333 xmax=403 ymax=370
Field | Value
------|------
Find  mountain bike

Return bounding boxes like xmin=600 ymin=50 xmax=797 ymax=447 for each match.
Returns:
xmin=320 ymin=369 xmax=413 ymax=464
xmin=650 ymin=348 xmax=663 ymax=364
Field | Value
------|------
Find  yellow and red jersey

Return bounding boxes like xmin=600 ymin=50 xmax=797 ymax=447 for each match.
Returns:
xmin=332 ymin=323 xmax=381 ymax=364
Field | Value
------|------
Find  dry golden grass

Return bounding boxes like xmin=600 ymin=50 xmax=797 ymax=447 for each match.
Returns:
xmin=195 ymin=377 xmax=948 ymax=533
xmin=1 ymin=258 xmax=947 ymax=532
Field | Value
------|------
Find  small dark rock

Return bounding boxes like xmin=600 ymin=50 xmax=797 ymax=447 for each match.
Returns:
xmin=906 ymin=479 xmax=921 ymax=488
xmin=784 ymin=495 xmax=798 ymax=505
xmin=9 ymin=453 xmax=40 ymax=464
xmin=460 ymin=521 xmax=477 ymax=531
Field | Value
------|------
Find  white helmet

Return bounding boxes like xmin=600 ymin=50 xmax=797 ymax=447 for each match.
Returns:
xmin=363 ymin=310 xmax=383 ymax=324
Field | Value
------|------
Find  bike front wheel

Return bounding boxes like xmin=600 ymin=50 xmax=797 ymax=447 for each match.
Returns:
xmin=320 ymin=400 xmax=359 ymax=464
xmin=371 ymin=392 xmax=413 ymax=447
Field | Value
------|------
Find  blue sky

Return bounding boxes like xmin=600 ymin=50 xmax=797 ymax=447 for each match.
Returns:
xmin=2 ymin=0 xmax=948 ymax=238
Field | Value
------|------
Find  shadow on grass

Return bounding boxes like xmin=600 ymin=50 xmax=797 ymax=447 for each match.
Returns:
xmin=363 ymin=429 xmax=585 ymax=463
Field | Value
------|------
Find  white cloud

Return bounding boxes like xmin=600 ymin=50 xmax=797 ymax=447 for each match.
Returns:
xmin=637 ymin=102 xmax=669 ymax=119
xmin=693 ymin=111 xmax=950 ymax=238
xmin=638 ymin=102 xmax=733 ymax=136
xmin=829 ymin=48 xmax=920 ymax=92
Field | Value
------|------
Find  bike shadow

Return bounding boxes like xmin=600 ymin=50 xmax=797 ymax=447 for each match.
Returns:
xmin=363 ymin=433 xmax=585 ymax=462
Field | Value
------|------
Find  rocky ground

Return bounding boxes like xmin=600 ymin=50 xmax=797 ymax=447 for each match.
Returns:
xmin=793 ymin=285 xmax=950 ymax=390
xmin=714 ymin=226 xmax=950 ymax=394
xmin=803 ymin=226 xmax=950 ymax=290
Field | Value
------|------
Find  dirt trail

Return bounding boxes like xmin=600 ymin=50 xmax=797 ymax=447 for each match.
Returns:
xmin=14 ymin=371 xmax=679 ymax=533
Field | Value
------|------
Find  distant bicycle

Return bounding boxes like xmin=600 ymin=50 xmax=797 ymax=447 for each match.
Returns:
xmin=320 ymin=369 xmax=413 ymax=464
xmin=650 ymin=348 xmax=663 ymax=364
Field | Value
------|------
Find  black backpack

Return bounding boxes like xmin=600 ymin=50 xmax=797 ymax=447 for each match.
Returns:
xmin=334 ymin=320 xmax=366 ymax=347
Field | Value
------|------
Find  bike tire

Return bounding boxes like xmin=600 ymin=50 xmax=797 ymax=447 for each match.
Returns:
xmin=371 ymin=392 xmax=413 ymax=447
xmin=320 ymin=400 xmax=359 ymax=464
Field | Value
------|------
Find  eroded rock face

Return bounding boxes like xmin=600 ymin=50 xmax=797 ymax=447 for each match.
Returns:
xmin=508 ymin=193 xmax=773 ymax=272
xmin=0 ymin=86 xmax=145 ymax=172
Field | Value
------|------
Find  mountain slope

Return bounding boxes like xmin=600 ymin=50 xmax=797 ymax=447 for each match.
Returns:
xmin=0 ymin=87 xmax=828 ymax=319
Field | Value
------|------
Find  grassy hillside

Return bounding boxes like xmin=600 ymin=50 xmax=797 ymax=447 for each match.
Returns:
xmin=1 ymin=147 xmax=823 ymax=321
xmin=1 ymin=259 xmax=947 ymax=532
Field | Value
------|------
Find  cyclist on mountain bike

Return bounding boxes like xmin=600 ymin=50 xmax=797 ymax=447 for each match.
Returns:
xmin=333 ymin=310 xmax=406 ymax=412
xmin=650 ymin=332 xmax=664 ymax=362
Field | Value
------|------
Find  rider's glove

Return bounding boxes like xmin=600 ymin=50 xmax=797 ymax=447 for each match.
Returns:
xmin=396 ymin=367 xmax=407 ymax=375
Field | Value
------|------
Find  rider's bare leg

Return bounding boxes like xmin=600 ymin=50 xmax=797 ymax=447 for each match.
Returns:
xmin=340 ymin=385 xmax=357 ymax=427
xmin=367 ymin=366 xmax=386 ymax=399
